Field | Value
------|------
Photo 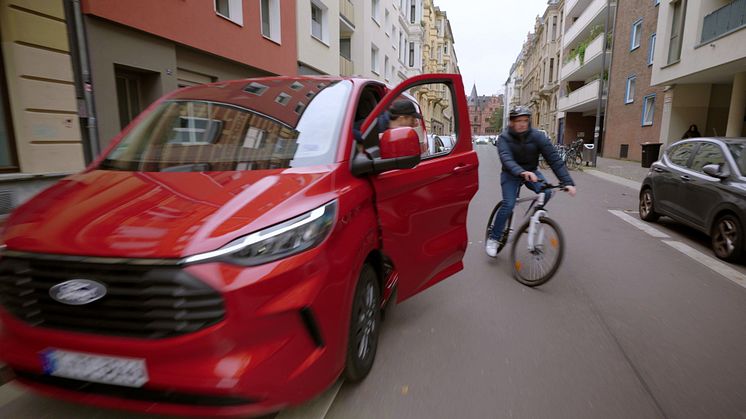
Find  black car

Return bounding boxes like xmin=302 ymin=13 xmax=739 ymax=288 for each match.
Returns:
xmin=639 ymin=138 xmax=746 ymax=262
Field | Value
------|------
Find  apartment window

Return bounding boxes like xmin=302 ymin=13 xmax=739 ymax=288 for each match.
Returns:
xmin=371 ymin=44 xmax=380 ymax=74
xmin=409 ymin=42 xmax=415 ymax=67
xmin=630 ymin=19 xmax=643 ymax=50
xmin=668 ymin=0 xmax=686 ymax=64
xmin=372 ymin=0 xmax=381 ymax=24
xmin=260 ymin=0 xmax=281 ymax=42
xmin=648 ymin=33 xmax=656 ymax=66
xmin=340 ymin=38 xmax=352 ymax=60
xmin=0 ymin=52 xmax=17 ymax=171
xmin=438 ymin=46 xmax=443 ymax=63
xmin=275 ymin=92 xmax=291 ymax=106
xmin=549 ymin=58 xmax=554 ymax=83
xmin=215 ymin=0 xmax=243 ymax=26
xmin=399 ymin=33 xmax=405 ymax=61
xmin=625 ymin=75 xmax=636 ymax=104
xmin=551 ymin=15 xmax=558 ymax=41
xmin=385 ymin=10 xmax=391 ymax=36
xmin=444 ymin=43 xmax=448 ymax=54
xmin=410 ymin=2 xmax=416 ymax=23
xmin=385 ymin=56 xmax=390 ymax=80
xmin=642 ymin=94 xmax=655 ymax=126
xmin=311 ymin=1 xmax=328 ymax=43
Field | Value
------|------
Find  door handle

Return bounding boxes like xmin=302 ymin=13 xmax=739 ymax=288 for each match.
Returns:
xmin=653 ymin=167 xmax=666 ymax=173
xmin=680 ymin=175 xmax=691 ymax=181
xmin=452 ymin=164 xmax=475 ymax=173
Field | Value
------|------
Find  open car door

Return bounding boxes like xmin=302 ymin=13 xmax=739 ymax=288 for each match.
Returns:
xmin=360 ymin=74 xmax=479 ymax=302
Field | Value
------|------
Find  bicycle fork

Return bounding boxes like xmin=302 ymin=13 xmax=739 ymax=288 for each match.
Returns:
xmin=527 ymin=210 xmax=547 ymax=252
xmin=526 ymin=193 xmax=548 ymax=252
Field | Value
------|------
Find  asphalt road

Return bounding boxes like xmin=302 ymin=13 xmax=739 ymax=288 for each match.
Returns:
xmin=3 ymin=145 xmax=746 ymax=418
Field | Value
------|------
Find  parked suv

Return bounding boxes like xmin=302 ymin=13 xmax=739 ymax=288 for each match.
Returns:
xmin=0 ymin=75 xmax=478 ymax=416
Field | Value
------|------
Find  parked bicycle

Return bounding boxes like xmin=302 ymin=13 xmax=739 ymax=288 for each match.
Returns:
xmin=485 ymin=182 xmax=568 ymax=286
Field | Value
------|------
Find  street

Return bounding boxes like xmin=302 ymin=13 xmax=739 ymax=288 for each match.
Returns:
xmin=3 ymin=145 xmax=746 ymax=418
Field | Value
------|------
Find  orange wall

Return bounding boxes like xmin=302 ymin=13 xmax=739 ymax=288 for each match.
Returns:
xmin=82 ymin=0 xmax=297 ymax=76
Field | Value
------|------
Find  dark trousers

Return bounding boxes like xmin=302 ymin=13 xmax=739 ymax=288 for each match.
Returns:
xmin=489 ymin=170 xmax=552 ymax=240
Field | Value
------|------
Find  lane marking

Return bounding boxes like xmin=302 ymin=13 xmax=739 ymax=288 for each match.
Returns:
xmin=276 ymin=379 xmax=343 ymax=419
xmin=608 ymin=210 xmax=670 ymax=238
xmin=663 ymin=240 xmax=746 ymax=288
xmin=585 ymin=170 xmax=642 ymax=190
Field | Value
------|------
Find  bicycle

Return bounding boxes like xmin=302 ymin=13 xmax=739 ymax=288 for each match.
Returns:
xmin=485 ymin=182 xmax=568 ymax=287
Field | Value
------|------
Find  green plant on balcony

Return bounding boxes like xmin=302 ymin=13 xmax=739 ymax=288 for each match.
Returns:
xmin=564 ymin=24 xmax=606 ymax=65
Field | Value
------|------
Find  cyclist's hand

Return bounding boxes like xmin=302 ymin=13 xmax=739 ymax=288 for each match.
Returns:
xmin=520 ymin=171 xmax=538 ymax=183
xmin=564 ymin=185 xmax=577 ymax=197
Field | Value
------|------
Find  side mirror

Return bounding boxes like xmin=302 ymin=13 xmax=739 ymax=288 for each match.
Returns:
xmin=351 ymin=127 xmax=421 ymax=176
xmin=380 ymin=127 xmax=421 ymax=159
xmin=702 ymin=163 xmax=729 ymax=179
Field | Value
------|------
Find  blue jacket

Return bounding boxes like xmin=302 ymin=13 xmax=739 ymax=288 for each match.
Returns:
xmin=497 ymin=128 xmax=575 ymax=186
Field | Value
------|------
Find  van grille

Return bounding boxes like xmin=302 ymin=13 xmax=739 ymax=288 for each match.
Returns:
xmin=0 ymin=256 xmax=225 ymax=339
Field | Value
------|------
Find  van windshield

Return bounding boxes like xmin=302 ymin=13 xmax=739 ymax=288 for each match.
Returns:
xmin=99 ymin=80 xmax=351 ymax=172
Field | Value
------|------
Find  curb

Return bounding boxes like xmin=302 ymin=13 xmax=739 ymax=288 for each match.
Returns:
xmin=584 ymin=169 xmax=642 ymax=190
xmin=0 ymin=363 xmax=13 ymax=386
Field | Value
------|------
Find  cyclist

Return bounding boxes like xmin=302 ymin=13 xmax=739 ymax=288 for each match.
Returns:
xmin=486 ymin=106 xmax=577 ymax=257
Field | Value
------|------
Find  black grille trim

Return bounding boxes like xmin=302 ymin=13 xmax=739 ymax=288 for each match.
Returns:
xmin=0 ymin=256 xmax=226 ymax=339
xmin=14 ymin=370 xmax=257 ymax=407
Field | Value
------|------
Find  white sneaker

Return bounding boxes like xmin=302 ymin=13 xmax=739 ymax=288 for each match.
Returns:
xmin=485 ymin=239 xmax=498 ymax=257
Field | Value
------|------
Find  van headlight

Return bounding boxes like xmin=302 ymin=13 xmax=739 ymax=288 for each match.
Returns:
xmin=183 ymin=200 xmax=337 ymax=266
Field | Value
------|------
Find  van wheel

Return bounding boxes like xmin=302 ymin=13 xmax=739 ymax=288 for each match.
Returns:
xmin=639 ymin=188 xmax=659 ymax=222
xmin=712 ymin=214 xmax=743 ymax=262
xmin=344 ymin=264 xmax=380 ymax=382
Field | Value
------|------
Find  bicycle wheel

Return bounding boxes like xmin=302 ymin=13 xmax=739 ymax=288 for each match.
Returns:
xmin=510 ymin=216 xmax=564 ymax=287
xmin=485 ymin=202 xmax=512 ymax=255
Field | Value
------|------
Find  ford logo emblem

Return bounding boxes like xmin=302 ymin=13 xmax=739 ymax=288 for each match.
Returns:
xmin=49 ymin=279 xmax=107 ymax=306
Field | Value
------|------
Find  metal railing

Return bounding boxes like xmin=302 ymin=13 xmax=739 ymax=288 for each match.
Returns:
xmin=340 ymin=56 xmax=354 ymax=76
xmin=701 ymin=0 xmax=746 ymax=43
xmin=340 ymin=0 xmax=355 ymax=25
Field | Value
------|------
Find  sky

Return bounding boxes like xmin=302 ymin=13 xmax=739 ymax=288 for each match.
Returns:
xmin=435 ymin=0 xmax=553 ymax=97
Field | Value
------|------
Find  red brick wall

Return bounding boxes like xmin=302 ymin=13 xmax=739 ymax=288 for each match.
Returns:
xmin=604 ymin=0 xmax=665 ymax=161
xmin=82 ymin=0 xmax=297 ymax=76
xmin=563 ymin=112 xmax=597 ymax=145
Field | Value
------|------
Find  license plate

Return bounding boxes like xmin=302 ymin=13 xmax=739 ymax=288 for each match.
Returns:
xmin=41 ymin=349 xmax=148 ymax=388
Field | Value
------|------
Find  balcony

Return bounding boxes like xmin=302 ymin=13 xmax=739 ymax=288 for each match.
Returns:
xmin=340 ymin=56 xmax=354 ymax=76
xmin=558 ymin=79 xmax=603 ymax=113
xmin=701 ymin=0 xmax=746 ymax=44
xmin=563 ymin=0 xmax=608 ymax=49
xmin=560 ymin=33 xmax=609 ymax=82
xmin=340 ymin=0 xmax=354 ymax=27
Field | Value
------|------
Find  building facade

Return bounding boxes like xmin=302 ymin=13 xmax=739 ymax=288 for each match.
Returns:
xmin=557 ymin=0 xmax=616 ymax=148
xmin=604 ymin=0 xmax=665 ymax=161
xmin=82 ymin=0 xmax=298 ymax=149
xmin=651 ymin=0 xmax=746 ymax=145
xmin=0 ymin=0 xmax=87 ymax=218
xmin=297 ymin=0 xmax=341 ymax=75
xmin=468 ymin=85 xmax=504 ymax=136
xmin=504 ymin=52 xmax=526 ymax=132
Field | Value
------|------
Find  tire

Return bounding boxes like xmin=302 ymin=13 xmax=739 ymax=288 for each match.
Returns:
xmin=486 ymin=202 xmax=511 ymax=255
xmin=639 ymin=188 xmax=660 ymax=222
xmin=711 ymin=214 xmax=744 ymax=262
xmin=344 ymin=264 xmax=381 ymax=382
xmin=510 ymin=216 xmax=564 ymax=287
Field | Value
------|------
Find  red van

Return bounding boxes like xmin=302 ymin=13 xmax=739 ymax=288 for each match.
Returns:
xmin=0 ymin=74 xmax=478 ymax=416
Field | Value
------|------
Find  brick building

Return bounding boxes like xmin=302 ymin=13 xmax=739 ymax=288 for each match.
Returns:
xmin=467 ymin=85 xmax=503 ymax=136
xmin=604 ymin=0 xmax=665 ymax=161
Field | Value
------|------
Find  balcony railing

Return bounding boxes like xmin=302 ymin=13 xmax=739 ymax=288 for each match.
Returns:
xmin=340 ymin=56 xmax=354 ymax=76
xmin=558 ymin=79 xmax=602 ymax=112
xmin=560 ymin=32 xmax=606 ymax=81
xmin=701 ymin=0 xmax=746 ymax=44
xmin=340 ymin=0 xmax=354 ymax=26
xmin=563 ymin=0 xmax=607 ymax=49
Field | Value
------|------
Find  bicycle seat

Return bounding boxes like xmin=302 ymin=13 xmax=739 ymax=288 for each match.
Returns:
xmin=583 ymin=144 xmax=595 ymax=149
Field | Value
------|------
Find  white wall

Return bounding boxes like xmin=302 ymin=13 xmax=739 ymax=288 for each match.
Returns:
xmin=297 ymin=0 xmax=340 ymax=75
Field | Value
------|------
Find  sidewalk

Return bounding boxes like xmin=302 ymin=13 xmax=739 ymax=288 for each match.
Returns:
xmin=581 ymin=156 xmax=650 ymax=190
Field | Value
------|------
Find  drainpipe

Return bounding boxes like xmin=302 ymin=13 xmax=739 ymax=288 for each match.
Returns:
xmin=64 ymin=0 xmax=99 ymax=164
xmin=592 ymin=0 xmax=613 ymax=167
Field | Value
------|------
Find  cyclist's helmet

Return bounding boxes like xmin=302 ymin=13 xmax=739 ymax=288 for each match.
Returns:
xmin=509 ymin=106 xmax=532 ymax=120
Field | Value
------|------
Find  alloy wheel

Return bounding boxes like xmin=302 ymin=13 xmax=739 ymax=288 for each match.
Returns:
xmin=713 ymin=218 xmax=739 ymax=259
